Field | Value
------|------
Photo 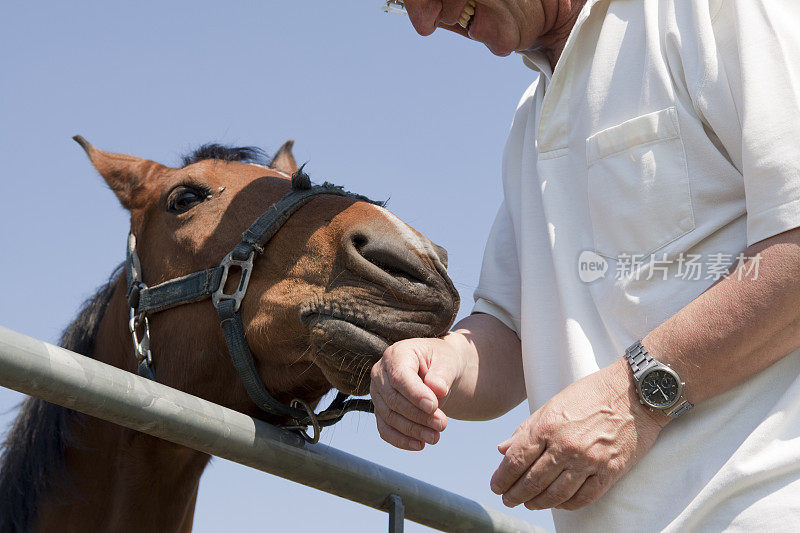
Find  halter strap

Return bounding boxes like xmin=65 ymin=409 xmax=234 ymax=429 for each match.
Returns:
xmin=231 ymin=181 xmax=378 ymax=261
xmin=125 ymin=171 xmax=378 ymax=442
xmin=126 ymin=182 xmax=379 ymax=313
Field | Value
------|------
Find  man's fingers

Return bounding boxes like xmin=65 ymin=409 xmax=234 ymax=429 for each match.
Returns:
xmin=421 ymin=345 xmax=462 ymax=399
xmin=524 ymin=470 xmax=587 ymax=510
xmin=376 ymin=416 xmax=425 ymax=451
xmin=378 ymin=383 xmax=447 ymax=430
xmin=556 ymin=475 xmax=606 ymax=511
xmin=423 ymin=373 xmax=449 ymax=398
xmin=497 ymin=437 xmax=513 ymax=454
xmin=499 ymin=451 xmax=560 ymax=507
xmin=372 ymin=390 xmax=442 ymax=445
xmin=490 ymin=436 xmax=544 ymax=495
xmin=371 ymin=337 xmax=461 ymax=450
xmin=382 ymin=360 xmax=439 ymax=414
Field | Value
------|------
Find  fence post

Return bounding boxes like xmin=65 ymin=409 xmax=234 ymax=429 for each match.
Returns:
xmin=385 ymin=494 xmax=405 ymax=533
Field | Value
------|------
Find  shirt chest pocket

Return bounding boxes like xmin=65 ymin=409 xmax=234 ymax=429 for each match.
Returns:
xmin=586 ymin=107 xmax=695 ymax=259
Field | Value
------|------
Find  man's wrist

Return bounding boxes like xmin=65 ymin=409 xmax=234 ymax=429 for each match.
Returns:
xmin=439 ymin=313 xmax=527 ymax=420
xmin=440 ymin=331 xmax=470 ymax=395
xmin=609 ymin=358 xmax=672 ymax=428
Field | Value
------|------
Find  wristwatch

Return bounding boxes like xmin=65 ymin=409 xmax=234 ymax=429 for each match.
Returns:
xmin=624 ymin=341 xmax=693 ymax=418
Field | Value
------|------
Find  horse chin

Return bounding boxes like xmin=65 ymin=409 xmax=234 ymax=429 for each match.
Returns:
xmin=299 ymin=292 xmax=457 ymax=395
xmin=302 ymin=314 xmax=388 ymax=396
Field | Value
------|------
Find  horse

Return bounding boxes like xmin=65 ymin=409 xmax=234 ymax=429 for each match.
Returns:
xmin=0 ymin=138 xmax=459 ymax=532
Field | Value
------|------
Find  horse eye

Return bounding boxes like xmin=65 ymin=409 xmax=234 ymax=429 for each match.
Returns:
xmin=167 ymin=186 xmax=208 ymax=214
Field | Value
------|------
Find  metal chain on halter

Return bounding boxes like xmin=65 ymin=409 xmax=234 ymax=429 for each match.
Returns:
xmin=129 ymin=307 xmax=153 ymax=374
xmin=126 ymin=233 xmax=156 ymax=380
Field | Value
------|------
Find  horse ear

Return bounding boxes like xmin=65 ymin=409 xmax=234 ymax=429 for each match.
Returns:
xmin=73 ymin=135 xmax=166 ymax=210
xmin=270 ymin=140 xmax=298 ymax=174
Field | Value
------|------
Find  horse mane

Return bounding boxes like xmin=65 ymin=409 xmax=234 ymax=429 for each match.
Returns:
xmin=181 ymin=144 xmax=270 ymax=167
xmin=0 ymin=264 xmax=122 ymax=533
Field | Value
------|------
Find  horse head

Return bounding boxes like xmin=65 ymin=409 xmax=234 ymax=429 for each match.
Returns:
xmin=74 ymin=137 xmax=460 ymax=417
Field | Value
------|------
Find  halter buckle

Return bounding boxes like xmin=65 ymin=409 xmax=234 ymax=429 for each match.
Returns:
xmin=212 ymin=251 xmax=255 ymax=313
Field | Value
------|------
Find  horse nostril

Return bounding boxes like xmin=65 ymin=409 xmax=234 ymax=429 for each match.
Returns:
xmin=347 ymin=231 xmax=428 ymax=285
xmin=351 ymin=233 xmax=368 ymax=252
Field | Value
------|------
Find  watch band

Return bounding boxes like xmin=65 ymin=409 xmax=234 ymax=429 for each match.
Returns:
xmin=625 ymin=341 xmax=693 ymax=419
xmin=665 ymin=400 xmax=693 ymax=418
xmin=625 ymin=341 xmax=658 ymax=381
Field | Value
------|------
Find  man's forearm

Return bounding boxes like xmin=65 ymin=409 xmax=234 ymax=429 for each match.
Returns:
xmin=441 ymin=313 xmax=527 ymax=420
xmin=642 ymin=227 xmax=800 ymax=407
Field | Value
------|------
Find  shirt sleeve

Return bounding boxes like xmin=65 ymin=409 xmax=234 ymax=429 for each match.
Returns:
xmin=696 ymin=0 xmax=800 ymax=246
xmin=472 ymin=201 xmax=522 ymax=335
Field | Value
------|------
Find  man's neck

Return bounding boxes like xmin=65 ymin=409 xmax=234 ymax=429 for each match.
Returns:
xmin=535 ymin=0 xmax=589 ymax=69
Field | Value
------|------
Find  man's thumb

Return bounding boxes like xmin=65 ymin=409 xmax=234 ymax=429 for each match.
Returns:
xmin=422 ymin=355 xmax=459 ymax=398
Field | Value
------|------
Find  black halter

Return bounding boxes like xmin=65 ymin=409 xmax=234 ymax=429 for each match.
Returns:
xmin=125 ymin=169 xmax=376 ymax=443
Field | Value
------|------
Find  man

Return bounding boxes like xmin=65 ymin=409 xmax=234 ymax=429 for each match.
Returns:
xmin=370 ymin=0 xmax=800 ymax=531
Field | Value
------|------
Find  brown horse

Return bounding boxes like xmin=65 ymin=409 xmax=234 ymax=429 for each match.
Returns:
xmin=0 ymin=139 xmax=459 ymax=532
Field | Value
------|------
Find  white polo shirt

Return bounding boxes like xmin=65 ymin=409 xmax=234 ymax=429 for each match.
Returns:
xmin=473 ymin=0 xmax=800 ymax=530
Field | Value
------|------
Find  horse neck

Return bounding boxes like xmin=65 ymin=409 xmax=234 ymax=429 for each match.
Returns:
xmin=35 ymin=277 xmax=211 ymax=533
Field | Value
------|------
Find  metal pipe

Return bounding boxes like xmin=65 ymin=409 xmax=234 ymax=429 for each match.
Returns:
xmin=0 ymin=326 xmax=545 ymax=533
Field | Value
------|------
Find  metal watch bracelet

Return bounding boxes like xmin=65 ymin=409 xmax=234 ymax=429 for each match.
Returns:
xmin=625 ymin=341 xmax=693 ymax=419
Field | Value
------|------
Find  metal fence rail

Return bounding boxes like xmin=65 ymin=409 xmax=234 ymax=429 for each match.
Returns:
xmin=0 ymin=326 xmax=545 ymax=533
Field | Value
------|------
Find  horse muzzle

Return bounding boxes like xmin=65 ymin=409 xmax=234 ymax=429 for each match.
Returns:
xmin=299 ymin=223 xmax=460 ymax=395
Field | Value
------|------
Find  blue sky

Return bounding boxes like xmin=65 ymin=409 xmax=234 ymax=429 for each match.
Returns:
xmin=0 ymin=2 xmax=553 ymax=531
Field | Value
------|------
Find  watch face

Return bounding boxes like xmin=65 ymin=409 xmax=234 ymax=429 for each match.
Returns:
xmin=640 ymin=368 xmax=680 ymax=409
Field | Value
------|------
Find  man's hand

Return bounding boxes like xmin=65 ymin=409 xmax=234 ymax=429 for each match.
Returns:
xmin=491 ymin=359 xmax=667 ymax=510
xmin=370 ymin=314 xmax=526 ymax=450
xmin=370 ymin=337 xmax=464 ymax=450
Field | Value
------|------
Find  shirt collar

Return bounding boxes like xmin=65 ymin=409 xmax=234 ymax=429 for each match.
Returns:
xmin=519 ymin=49 xmax=553 ymax=79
